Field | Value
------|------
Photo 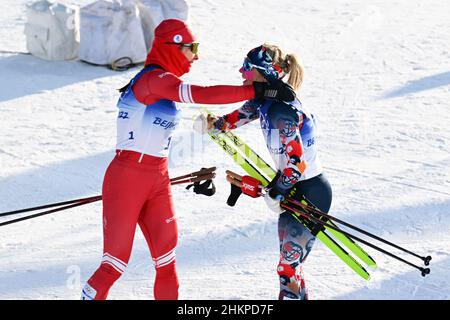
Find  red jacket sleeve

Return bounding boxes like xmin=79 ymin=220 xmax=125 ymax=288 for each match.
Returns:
xmin=132 ymin=69 xmax=255 ymax=105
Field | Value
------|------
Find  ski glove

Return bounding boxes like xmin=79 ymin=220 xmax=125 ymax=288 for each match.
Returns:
xmin=264 ymin=192 xmax=284 ymax=214
xmin=264 ymin=172 xmax=287 ymax=214
xmin=193 ymin=113 xmax=217 ymax=134
xmin=253 ymin=80 xmax=296 ymax=102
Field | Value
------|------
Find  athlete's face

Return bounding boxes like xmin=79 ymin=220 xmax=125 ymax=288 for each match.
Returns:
xmin=180 ymin=46 xmax=198 ymax=62
xmin=240 ymin=67 xmax=266 ymax=85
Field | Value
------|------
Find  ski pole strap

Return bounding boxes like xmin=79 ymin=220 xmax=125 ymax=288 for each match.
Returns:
xmin=186 ymin=179 xmax=216 ymax=196
xmin=227 ymin=183 xmax=243 ymax=206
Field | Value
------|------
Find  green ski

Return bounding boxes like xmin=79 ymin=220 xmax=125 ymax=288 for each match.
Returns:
xmin=205 ymin=115 xmax=377 ymax=270
xmin=296 ymin=197 xmax=377 ymax=268
xmin=206 ymin=125 xmax=372 ymax=280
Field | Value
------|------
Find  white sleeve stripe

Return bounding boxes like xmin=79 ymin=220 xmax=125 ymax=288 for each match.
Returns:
xmin=180 ymin=84 xmax=186 ymax=103
xmin=183 ymin=84 xmax=189 ymax=103
xmin=178 ymin=84 xmax=185 ymax=103
xmin=181 ymin=84 xmax=193 ymax=104
xmin=187 ymin=84 xmax=194 ymax=103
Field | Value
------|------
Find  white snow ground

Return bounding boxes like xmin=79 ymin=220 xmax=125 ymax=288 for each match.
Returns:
xmin=0 ymin=0 xmax=449 ymax=300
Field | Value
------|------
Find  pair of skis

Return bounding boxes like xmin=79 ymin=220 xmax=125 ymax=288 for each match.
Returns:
xmin=203 ymin=111 xmax=431 ymax=279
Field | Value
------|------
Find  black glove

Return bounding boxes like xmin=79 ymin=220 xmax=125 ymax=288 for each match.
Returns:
xmin=253 ymin=80 xmax=296 ymax=102
xmin=266 ymin=171 xmax=288 ymax=202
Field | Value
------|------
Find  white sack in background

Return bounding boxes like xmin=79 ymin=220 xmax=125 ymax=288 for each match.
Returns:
xmin=79 ymin=0 xmax=147 ymax=65
xmin=24 ymin=0 xmax=80 ymax=61
xmin=138 ymin=0 xmax=190 ymax=52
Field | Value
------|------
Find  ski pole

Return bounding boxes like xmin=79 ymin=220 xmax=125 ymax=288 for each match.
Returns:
xmin=170 ymin=167 xmax=216 ymax=183
xmin=225 ymin=169 xmax=431 ymax=275
xmin=280 ymin=202 xmax=431 ymax=277
xmin=0 ymin=197 xmax=101 ymax=228
xmin=0 ymin=169 xmax=217 ymax=227
xmin=285 ymin=197 xmax=432 ymax=266
xmin=226 ymin=169 xmax=431 ymax=268
xmin=0 ymin=195 xmax=102 ymax=218
xmin=0 ymin=168 xmax=217 ymax=218
xmin=170 ymin=172 xmax=216 ymax=185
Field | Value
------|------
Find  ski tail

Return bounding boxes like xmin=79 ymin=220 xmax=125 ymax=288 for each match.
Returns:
xmin=326 ymin=223 xmax=377 ymax=268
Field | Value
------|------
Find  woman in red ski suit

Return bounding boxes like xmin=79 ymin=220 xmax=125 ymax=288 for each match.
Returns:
xmin=81 ymin=19 xmax=294 ymax=300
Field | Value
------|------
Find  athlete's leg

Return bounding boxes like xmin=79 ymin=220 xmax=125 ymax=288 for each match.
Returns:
xmin=277 ymin=174 xmax=333 ymax=300
xmin=138 ymin=172 xmax=179 ymax=300
xmin=294 ymin=174 xmax=332 ymax=213
xmin=81 ymin=159 xmax=149 ymax=300
xmin=278 ymin=212 xmax=315 ymax=300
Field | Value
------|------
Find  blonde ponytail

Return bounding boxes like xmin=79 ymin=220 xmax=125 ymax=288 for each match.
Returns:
xmin=284 ymin=53 xmax=304 ymax=91
xmin=262 ymin=43 xmax=304 ymax=91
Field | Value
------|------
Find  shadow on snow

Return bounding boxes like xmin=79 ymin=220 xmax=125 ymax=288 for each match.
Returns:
xmin=382 ymin=71 xmax=450 ymax=99
xmin=0 ymin=54 xmax=126 ymax=103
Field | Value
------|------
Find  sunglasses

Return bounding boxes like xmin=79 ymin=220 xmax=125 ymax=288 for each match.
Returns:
xmin=166 ymin=42 xmax=199 ymax=55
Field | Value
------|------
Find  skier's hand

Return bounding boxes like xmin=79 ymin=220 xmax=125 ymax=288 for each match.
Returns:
xmin=264 ymin=189 xmax=285 ymax=214
xmin=206 ymin=114 xmax=218 ymax=131
xmin=193 ymin=113 xmax=217 ymax=134
xmin=253 ymin=80 xmax=296 ymax=102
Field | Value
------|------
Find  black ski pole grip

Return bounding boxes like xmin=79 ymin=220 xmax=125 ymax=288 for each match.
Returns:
xmin=227 ymin=183 xmax=243 ymax=207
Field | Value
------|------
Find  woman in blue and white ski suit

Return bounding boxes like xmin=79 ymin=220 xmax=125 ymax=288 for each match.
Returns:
xmin=209 ymin=44 xmax=333 ymax=300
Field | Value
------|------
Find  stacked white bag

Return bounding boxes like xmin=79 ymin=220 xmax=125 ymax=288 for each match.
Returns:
xmin=24 ymin=0 xmax=80 ymax=61
xmin=138 ymin=0 xmax=190 ymax=52
xmin=23 ymin=0 xmax=190 ymax=66
xmin=79 ymin=0 xmax=148 ymax=65
xmin=79 ymin=0 xmax=190 ymax=66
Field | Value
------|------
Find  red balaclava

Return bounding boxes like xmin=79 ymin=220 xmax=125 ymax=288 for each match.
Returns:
xmin=145 ymin=19 xmax=197 ymax=77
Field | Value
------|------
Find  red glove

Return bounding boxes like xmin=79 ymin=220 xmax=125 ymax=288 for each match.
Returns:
xmin=241 ymin=176 xmax=262 ymax=198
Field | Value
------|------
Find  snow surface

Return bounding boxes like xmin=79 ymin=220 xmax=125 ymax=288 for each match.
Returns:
xmin=1 ymin=0 xmax=449 ymax=300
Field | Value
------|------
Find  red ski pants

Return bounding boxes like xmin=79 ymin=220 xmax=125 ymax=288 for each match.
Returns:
xmin=83 ymin=150 xmax=179 ymax=300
